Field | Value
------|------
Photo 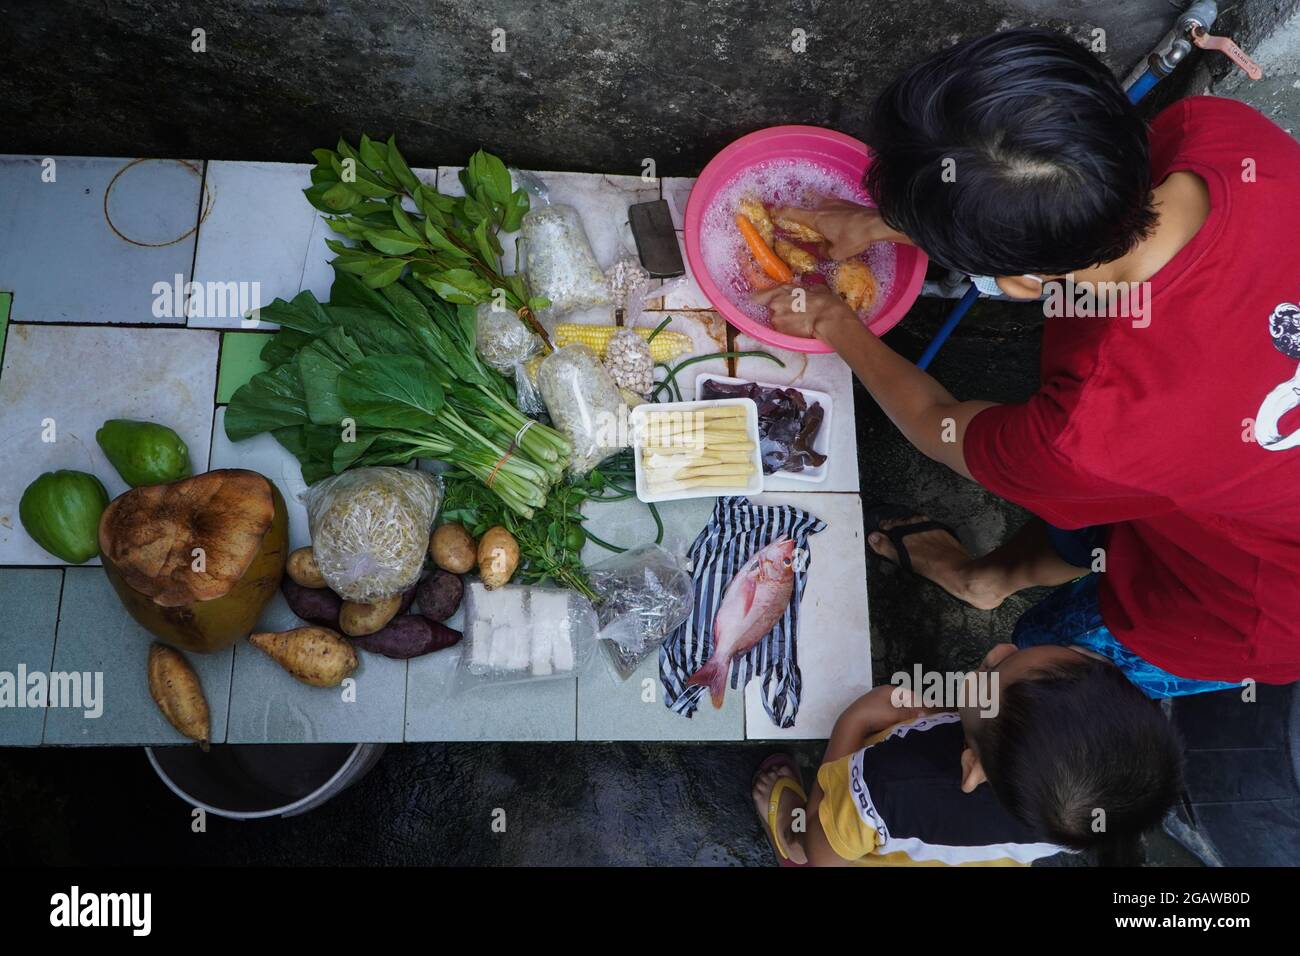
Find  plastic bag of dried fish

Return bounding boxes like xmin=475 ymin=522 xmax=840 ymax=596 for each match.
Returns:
xmin=587 ymin=544 xmax=693 ymax=682
xmin=474 ymin=302 xmax=546 ymax=416
xmin=304 ymin=467 xmax=443 ymax=603
xmin=537 ymin=343 xmax=628 ymax=475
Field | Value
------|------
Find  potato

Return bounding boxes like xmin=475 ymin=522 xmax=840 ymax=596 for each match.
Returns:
xmin=147 ymin=643 xmax=210 ymax=743
xmin=477 ymin=525 xmax=520 ymax=589
xmin=339 ymin=593 xmax=403 ymax=637
xmin=286 ymin=547 xmax=327 ymax=588
xmin=430 ymin=522 xmax=477 ymax=574
xmin=249 ymin=626 xmax=357 ymax=687
xmin=281 ymin=577 xmax=342 ymax=627
xmin=416 ymin=569 xmax=464 ymax=622
xmin=351 ymin=615 xmax=463 ymax=659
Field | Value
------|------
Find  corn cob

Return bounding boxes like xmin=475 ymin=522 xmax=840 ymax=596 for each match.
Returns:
xmin=553 ymin=323 xmax=692 ymax=363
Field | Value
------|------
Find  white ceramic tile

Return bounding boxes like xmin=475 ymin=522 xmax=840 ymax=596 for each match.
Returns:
xmin=662 ymin=176 xmax=694 ymax=230
xmin=734 ymin=334 xmax=860 ymax=493
xmin=189 ymin=161 xmax=319 ymax=329
xmin=404 ymin=610 xmax=578 ymax=741
xmin=0 ymin=325 xmax=218 ymax=565
xmin=0 ymin=155 xmax=204 ymax=324
xmin=743 ymin=492 xmax=871 ymax=740
xmin=224 ymin=593 xmax=408 ymax=744
xmin=576 ymin=494 xmax=746 ymax=740
xmin=660 ymin=233 xmax=715 ymax=310
xmin=298 ymin=166 xmax=440 ymax=301
xmin=0 ymin=568 xmax=63 ymax=746
xmin=208 ymin=406 xmax=312 ymax=550
xmin=43 ymin=568 xmax=233 ymax=745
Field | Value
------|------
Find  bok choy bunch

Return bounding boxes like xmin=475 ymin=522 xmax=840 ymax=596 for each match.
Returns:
xmin=224 ymin=273 xmax=570 ymax=518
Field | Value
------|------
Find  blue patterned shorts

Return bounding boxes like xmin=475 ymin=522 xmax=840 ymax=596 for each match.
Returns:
xmin=1012 ymin=573 xmax=1240 ymax=699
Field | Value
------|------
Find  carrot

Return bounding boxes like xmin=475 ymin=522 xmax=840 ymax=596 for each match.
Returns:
xmin=736 ymin=214 xmax=794 ymax=284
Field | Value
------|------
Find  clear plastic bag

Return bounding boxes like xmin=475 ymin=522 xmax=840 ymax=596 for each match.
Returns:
xmin=457 ymin=582 xmax=597 ymax=689
xmin=304 ymin=467 xmax=442 ymax=604
xmin=474 ymin=302 xmax=546 ymax=416
xmin=587 ymin=545 xmax=694 ymax=681
xmin=536 ymin=343 xmax=628 ymax=475
xmin=521 ymin=203 xmax=612 ymax=320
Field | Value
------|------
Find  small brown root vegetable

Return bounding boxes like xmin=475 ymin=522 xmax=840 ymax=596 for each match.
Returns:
xmin=281 ymin=577 xmax=342 ymax=627
xmin=339 ymin=593 xmax=403 ymax=637
xmin=286 ymin=547 xmax=327 ymax=588
xmin=351 ymin=615 xmax=463 ymax=659
xmin=147 ymin=643 xmax=210 ymax=743
xmin=477 ymin=525 xmax=520 ymax=589
xmin=430 ymin=522 xmax=477 ymax=574
xmin=249 ymin=627 xmax=358 ymax=687
xmin=416 ymin=569 xmax=464 ymax=622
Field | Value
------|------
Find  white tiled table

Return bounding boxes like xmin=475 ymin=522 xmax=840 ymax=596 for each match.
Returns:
xmin=0 ymin=158 xmax=874 ymax=747
xmin=0 ymin=155 xmax=205 ymax=324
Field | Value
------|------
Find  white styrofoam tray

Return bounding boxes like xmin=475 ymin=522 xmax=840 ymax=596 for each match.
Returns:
xmin=631 ymin=398 xmax=762 ymax=502
xmin=695 ymin=374 xmax=833 ymax=484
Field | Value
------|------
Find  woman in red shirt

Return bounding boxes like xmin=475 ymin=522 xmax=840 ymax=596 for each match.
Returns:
xmin=758 ymin=29 xmax=1300 ymax=696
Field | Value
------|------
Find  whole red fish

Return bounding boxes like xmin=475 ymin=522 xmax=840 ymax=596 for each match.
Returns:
xmin=687 ymin=538 xmax=797 ymax=708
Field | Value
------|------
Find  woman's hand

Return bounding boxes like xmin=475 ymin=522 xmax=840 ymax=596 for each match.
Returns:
xmin=768 ymin=198 xmax=907 ymax=260
xmin=751 ymin=283 xmax=858 ymax=341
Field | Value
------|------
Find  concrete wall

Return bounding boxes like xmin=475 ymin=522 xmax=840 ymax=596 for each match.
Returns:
xmin=0 ymin=0 xmax=1281 ymax=174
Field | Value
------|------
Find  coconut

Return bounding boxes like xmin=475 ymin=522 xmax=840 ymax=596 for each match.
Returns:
xmin=98 ymin=469 xmax=288 ymax=653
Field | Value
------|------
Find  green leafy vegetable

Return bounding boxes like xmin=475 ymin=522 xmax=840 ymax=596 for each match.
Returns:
xmin=303 ymin=138 xmax=551 ymax=346
xmin=225 ymin=273 xmax=570 ymax=518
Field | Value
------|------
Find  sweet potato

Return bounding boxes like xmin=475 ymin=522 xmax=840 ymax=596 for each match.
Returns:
xmin=430 ymin=522 xmax=477 ymax=574
xmin=249 ymin=626 xmax=358 ymax=687
xmin=281 ymin=577 xmax=342 ymax=626
xmin=147 ymin=643 xmax=210 ymax=743
xmin=351 ymin=615 xmax=462 ymax=659
xmin=286 ymin=547 xmax=327 ymax=588
xmin=416 ymin=569 xmax=464 ymax=622
xmin=477 ymin=526 xmax=520 ymax=589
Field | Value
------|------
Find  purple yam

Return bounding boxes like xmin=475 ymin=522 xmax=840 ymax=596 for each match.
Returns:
xmin=351 ymin=615 xmax=463 ymax=659
xmin=281 ymin=578 xmax=342 ymax=627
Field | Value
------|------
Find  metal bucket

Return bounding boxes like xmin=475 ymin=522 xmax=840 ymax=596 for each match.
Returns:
xmin=145 ymin=743 xmax=386 ymax=820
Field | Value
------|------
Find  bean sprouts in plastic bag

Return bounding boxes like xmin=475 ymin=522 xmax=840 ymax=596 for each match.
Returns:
xmin=305 ymin=467 xmax=442 ymax=604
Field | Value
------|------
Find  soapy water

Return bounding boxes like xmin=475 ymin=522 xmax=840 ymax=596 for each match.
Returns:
xmin=699 ymin=158 xmax=896 ymax=326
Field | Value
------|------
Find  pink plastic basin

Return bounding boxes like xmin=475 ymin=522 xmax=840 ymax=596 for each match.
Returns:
xmin=683 ymin=125 xmax=928 ymax=354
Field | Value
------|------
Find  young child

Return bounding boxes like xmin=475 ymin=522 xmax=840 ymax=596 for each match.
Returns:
xmin=753 ymin=643 xmax=1183 ymax=865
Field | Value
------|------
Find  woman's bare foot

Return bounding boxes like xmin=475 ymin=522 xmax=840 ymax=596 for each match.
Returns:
xmin=752 ymin=763 xmax=808 ymax=865
xmin=868 ymin=514 xmax=1008 ymax=611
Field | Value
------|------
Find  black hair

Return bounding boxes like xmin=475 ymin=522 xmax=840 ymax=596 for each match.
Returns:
xmin=969 ymin=656 xmax=1184 ymax=851
xmin=864 ymin=28 xmax=1159 ymax=277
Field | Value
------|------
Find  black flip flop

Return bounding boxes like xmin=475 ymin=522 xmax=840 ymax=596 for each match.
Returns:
xmin=864 ymin=503 xmax=962 ymax=574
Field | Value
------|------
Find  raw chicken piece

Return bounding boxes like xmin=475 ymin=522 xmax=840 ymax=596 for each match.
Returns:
xmin=773 ymin=214 xmax=826 ymax=243
xmin=830 ymin=260 xmax=878 ymax=313
xmin=774 ymin=239 xmax=817 ymax=276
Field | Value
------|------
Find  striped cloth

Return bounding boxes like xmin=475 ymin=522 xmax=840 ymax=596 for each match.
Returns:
xmin=659 ymin=496 xmax=826 ymax=727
